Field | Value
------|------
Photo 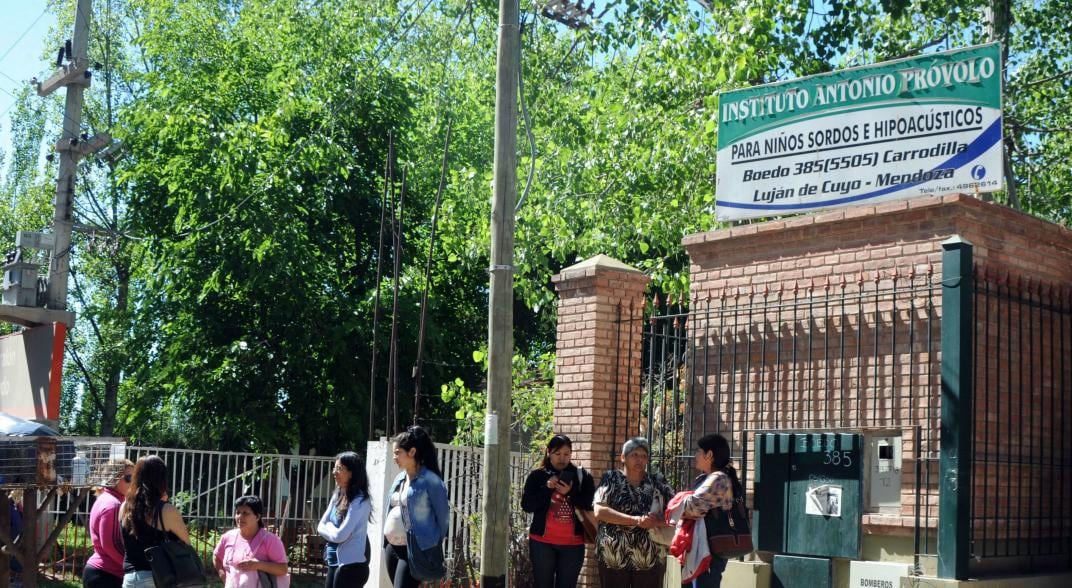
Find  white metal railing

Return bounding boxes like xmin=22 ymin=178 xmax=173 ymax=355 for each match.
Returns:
xmin=40 ymin=442 xmax=536 ymax=583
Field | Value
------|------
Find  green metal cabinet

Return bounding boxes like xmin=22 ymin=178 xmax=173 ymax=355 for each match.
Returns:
xmin=754 ymin=432 xmax=863 ymax=559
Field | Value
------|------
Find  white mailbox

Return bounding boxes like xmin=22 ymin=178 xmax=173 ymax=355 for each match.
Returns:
xmin=866 ymin=435 xmax=902 ymax=512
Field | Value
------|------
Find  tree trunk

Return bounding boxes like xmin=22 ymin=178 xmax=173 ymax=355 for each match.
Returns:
xmin=99 ymin=260 xmax=129 ymax=436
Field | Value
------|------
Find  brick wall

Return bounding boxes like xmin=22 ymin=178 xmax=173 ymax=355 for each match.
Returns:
xmin=552 ymin=254 xmax=650 ymax=480
xmin=682 ymin=194 xmax=1072 ymax=551
xmin=551 ymin=255 xmax=649 ymax=586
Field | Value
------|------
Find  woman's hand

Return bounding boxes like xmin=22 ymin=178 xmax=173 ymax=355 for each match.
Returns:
xmin=235 ymin=559 xmax=261 ymax=572
xmin=635 ymin=514 xmax=662 ymax=530
xmin=553 ymin=479 xmax=573 ymax=495
xmin=545 ymin=475 xmax=559 ymax=490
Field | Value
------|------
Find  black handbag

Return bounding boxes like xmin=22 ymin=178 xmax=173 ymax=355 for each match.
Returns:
xmin=143 ymin=509 xmax=207 ymax=588
xmin=705 ymin=474 xmax=754 ymax=559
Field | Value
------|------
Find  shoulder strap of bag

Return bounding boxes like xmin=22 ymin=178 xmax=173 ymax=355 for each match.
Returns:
xmin=152 ymin=504 xmax=167 ymax=537
xmin=250 ymin=529 xmax=269 ymax=559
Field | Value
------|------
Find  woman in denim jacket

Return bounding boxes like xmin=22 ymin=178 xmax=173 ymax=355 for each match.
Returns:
xmin=383 ymin=426 xmax=449 ymax=588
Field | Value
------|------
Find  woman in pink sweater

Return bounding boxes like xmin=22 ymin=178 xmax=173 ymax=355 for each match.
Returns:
xmin=83 ymin=459 xmax=135 ymax=588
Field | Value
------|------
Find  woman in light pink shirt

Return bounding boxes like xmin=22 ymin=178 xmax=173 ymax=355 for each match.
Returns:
xmin=83 ymin=459 xmax=134 ymax=588
xmin=213 ymin=495 xmax=289 ymax=588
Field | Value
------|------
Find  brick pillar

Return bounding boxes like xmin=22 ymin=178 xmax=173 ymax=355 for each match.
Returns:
xmin=552 ymin=255 xmax=649 ymax=587
xmin=552 ymin=254 xmax=649 ymax=480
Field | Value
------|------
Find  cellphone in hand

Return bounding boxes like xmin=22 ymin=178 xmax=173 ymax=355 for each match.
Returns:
xmin=557 ymin=469 xmax=576 ymax=485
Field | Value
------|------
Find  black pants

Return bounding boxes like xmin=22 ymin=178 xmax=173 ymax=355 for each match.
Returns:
xmin=597 ymin=562 xmax=665 ymax=588
xmin=529 ymin=540 xmax=586 ymax=588
xmin=325 ymin=561 xmax=370 ymax=588
xmin=384 ymin=543 xmax=420 ymax=588
xmin=691 ymin=556 xmax=727 ymax=588
xmin=83 ymin=565 xmax=123 ymax=588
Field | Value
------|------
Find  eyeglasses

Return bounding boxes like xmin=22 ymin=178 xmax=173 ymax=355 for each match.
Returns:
xmin=333 ymin=467 xmax=347 ymax=474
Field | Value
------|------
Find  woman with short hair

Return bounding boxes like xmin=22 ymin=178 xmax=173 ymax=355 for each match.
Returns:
xmin=213 ymin=495 xmax=289 ymax=588
xmin=592 ymin=437 xmax=673 ymax=588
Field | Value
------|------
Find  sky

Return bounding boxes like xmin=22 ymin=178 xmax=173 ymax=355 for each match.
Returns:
xmin=0 ymin=2 xmax=57 ymax=162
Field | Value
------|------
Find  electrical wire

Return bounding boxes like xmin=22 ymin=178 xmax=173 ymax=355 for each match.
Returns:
xmin=515 ymin=11 xmax=537 ymax=213
xmin=0 ymin=8 xmax=50 ymax=65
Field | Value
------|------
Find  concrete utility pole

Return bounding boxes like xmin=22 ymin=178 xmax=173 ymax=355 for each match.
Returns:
xmin=479 ymin=0 xmax=518 ymax=585
xmin=42 ymin=0 xmax=93 ymax=311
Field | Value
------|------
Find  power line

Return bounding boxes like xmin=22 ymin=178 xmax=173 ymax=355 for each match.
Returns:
xmin=0 ymin=8 xmax=50 ymax=65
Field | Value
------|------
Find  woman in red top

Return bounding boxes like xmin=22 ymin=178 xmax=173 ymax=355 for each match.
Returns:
xmin=521 ymin=435 xmax=595 ymax=588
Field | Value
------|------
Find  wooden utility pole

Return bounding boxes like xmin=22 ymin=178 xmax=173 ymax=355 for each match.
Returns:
xmin=479 ymin=0 xmax=518 ymax=585
xmin=41 ymin=0 xmax=93 ymax=311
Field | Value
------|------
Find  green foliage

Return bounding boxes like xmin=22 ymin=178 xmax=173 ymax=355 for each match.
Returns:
xmin=441 ymin=349 xmax=554 ymax=450
xmin=4 ymin=0 xmax=1070 ymax=453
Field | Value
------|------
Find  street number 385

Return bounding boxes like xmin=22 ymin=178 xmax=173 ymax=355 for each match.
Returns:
xmin=823 ymin=450 xmax=853 ymax=467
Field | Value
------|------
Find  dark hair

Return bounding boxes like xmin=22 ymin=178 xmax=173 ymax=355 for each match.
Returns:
xmin=235 ymin=495 xmax=265 ymax=528
xmin=393 ymin=425 xmax=442 ymax=479
xmin=697 ymin=433 xmax=741 ymax=491
xmin=541 ymin=434 xmax=572 ymax=470
xmin=333 ymin=452 xmax=371 ymax=521
xmin=121 ymin=455 xmax=169 ymax=539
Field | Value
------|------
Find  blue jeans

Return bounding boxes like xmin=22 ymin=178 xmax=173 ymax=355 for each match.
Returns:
xmin=529 ymin=540 xmax=586 ymax=588
xmin=121 ymin=570 xmax=155 ymax=588
xmin=692 ymin=556 xmax=728 ymax=588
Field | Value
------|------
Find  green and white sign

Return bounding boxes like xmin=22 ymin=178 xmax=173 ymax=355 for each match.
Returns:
xmin=715 ymin=43 xmax=1003 ymax=221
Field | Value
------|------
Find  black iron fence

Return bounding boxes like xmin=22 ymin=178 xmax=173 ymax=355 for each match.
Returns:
xmin=624 ymin=268 xmax=944 ymax=557
xmin=971 ymin=267 xmax=1072 ymax=566
xmin=621 ymin=249 xmax=1072 ymax=578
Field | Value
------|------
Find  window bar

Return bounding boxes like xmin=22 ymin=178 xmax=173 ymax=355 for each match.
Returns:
xmin=789 ymin=282 xmax=799 ymax=429
xmin=729 ymin=288 xmax=740 ymax=444
xmin=774 ymin=284 xmax=784 ymax=430
xmin=758 ymin=287 xmax=769 ymax=431
xmin=1004 ymin=273 xmax=1013 ymax=557
xmin=716 ymin=289 xmax=727 ymax=435
xmin=839 ymin=277 xmax=848 ymax=430
xmin=612 ymin=301 xmax=623 ymax=465
xmin=908 ymin=267 xmax=921 ymax=564
xmin=982 ymin=268 xmax=992 ymax=556
xmin=687 ymin=293 xmax=700 ymax=453
xmin=645 ymin=295 xmax=658 ymax=440
xmin=806 ymin=281 xmax=814 ymax=430
xmin=702 ymin=292 xmax=712 ymax=439
xmin=656 ymin=297 xmax=664 ymax=466
xmin=1029 ymin=279 xmax=1039 ymax=557
xmin=891 ymin=272 xmax=899 ymax=431
xmin=1046 ymin=282 xmax=1056 ymax=555
xmin=873 ymin=272 xmax=881 ymax=427
xmin=1017 ymin=275 xmax=1026 ymax=557
xmin=627 ymin=298 xmax=637 ymax=439
xmin=824 ymin=280 xmax=832 ymax=430
xmin=857 ymin=273 xmax=866 ymax=429
xmin=742 ymin=288 xmax=754 ymax=465
xmin=924 ymin=266 xmax=935 ymax=554
xmin=671 ymin=307 xmax=683 ymax=482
